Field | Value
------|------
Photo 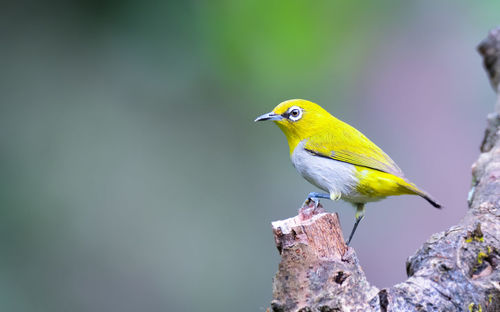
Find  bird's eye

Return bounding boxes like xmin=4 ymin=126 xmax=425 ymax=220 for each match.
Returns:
xmin=287 ymin=106 xmax=302 ymax=121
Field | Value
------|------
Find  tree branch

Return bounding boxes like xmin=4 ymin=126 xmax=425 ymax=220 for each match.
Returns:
xmin=268 ymin=28 xmax=500 ymax=312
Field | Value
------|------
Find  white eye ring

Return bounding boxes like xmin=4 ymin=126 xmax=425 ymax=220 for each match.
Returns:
xmin=288 ymin=106 xmax=303 ymax=121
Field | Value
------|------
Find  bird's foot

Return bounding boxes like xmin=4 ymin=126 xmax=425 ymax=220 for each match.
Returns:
xmin=298 ymin=197 xmax=325 ymax=221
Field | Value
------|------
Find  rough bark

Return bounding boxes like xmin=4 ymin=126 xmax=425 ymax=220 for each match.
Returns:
xmin=269 ymin=28 xmax=500 ymax=312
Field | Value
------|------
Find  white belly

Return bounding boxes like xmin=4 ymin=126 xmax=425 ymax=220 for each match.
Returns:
xmin=291 ymin=141 xmax=360 ymax=201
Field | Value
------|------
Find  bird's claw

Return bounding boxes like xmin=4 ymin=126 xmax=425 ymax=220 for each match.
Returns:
xmin=306 ymin=197 xmax=320 ymax=208
xmin=298 ymin=197 xmax=325 ymax=220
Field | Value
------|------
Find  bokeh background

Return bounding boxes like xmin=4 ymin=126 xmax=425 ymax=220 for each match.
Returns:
xmin=1 ymin=1 xmax=499 ymax=311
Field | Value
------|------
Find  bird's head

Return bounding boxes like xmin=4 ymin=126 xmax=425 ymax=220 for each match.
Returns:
xmin=255 ymin=99 xmax=335 ymax=153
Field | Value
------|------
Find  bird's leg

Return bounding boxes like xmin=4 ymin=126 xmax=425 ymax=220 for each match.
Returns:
xmin=306 ymin=192 xmax=330 ymax=210
xmin=307 ymin=192 xmax=330 ymax=202
xmin=299 ymin=192 xmax=329 ymax=220
xmin=346 ymin=203 xmax=365 ymax=246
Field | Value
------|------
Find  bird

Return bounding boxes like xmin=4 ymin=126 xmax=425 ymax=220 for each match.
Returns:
xmin=255 ymin=99 xmax=441 ymax=245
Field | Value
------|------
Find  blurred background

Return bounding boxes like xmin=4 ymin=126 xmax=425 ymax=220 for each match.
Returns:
xmin=1 ymin=1 xmax=499 ymax=311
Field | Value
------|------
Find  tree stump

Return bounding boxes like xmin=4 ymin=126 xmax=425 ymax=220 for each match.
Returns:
xmin=268 ymin=28 xmax=500 ymax=312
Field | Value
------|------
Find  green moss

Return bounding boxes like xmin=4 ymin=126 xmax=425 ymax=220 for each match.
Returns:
xmin=477 ymin=246 xmax=493 ymax=264
xmin=468 ymin=303 xmax=483 ymax=312
xmin=465 ymin=236 xmax=484 ymax=243
xmin=477 ymin=251 xmax=488 ymax=264
xmin=465 ymin=223 xmax=484 ymax=243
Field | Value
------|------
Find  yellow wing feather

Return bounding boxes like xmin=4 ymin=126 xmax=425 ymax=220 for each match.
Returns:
xmin=303 ymin=120 xmax=404 ymax=177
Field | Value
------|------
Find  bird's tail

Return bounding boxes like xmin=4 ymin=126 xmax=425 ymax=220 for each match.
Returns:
xmin=418 ymin=191 xmax=442 ymax=208
xmin=400 ymin=180 xmax=442 ymax=209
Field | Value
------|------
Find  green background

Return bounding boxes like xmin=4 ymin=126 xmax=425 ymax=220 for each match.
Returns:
xmin=1 ymin=1 xmax=498 ymax=311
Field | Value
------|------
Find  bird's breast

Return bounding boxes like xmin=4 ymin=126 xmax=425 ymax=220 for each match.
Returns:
xmin=291 ymin=141 xmax=359 ymax=198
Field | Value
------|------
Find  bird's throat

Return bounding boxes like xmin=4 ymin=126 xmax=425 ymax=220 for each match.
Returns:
xmin=275 ymin=122 xmax=303 ymax=156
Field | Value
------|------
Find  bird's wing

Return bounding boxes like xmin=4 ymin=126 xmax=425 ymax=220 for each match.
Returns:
xmin=303 ymin=125 xmax=404 ymax=177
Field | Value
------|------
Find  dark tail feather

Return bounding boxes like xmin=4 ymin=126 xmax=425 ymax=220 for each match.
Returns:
xmin=421 ymin=193 xmax=442 ymax=209
xmin=402 ymin=181 xmax=442 ymax=209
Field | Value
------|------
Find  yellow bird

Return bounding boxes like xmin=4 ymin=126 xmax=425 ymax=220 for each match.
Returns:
xmin=255 ymin=99 xmax=440 ymax=244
